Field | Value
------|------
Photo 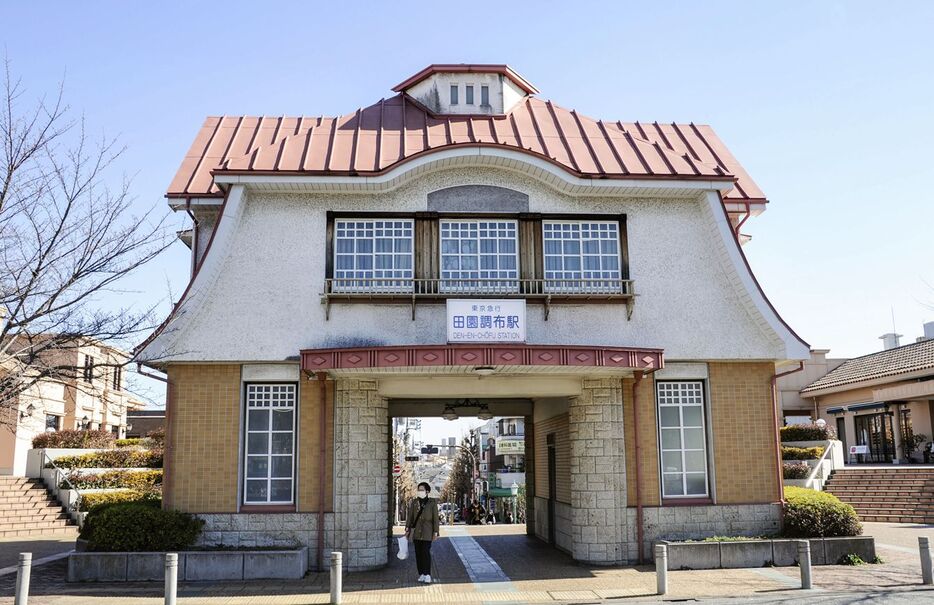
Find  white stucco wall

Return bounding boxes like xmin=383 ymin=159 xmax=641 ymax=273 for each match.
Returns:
xmin=405 ymin=72 xmax=509 ymax=114
xmin=142 ymin=165 xmax=802 ymax=364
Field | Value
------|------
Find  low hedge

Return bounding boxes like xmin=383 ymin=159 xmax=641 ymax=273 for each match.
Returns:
xmin=49 ymin=448 xmax=163 ymax=469
xmin=781 ymin=446 xmax=825 ymax=460
xmin=115 ymin=438 xmax=143 ymax=448
xmin=783 ymin=461 xmax=811 ymax=480
xmin=780 ymin=423 xmax=836 ymax=442
xmin=61 ymin=469 xmax=162 ymax=491
xmin=78 ymin=490 xmax=161 ymax=512
xmin=32 ymin=429 xmax=115 ymax=449
xmin=80 ymin=501 xmax=203 ymax=552
xmin=783 ymin=486 xmax=862 ymax=537
xmin=147 ymin=427 xmax=165 ymax=447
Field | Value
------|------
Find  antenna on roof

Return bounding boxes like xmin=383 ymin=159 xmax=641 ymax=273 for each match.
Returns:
xmin=891 ymin=306 xmax=898 ymax=334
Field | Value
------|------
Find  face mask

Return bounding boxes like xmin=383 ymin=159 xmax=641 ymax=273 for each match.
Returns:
xmin=417 ymin=490 xmax=427 ymax=499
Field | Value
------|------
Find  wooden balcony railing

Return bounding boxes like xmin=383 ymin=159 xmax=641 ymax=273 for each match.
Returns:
xmin=321 ymin=277 xmax=635 ymax=320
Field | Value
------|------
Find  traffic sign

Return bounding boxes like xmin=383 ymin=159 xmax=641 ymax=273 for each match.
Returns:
xmin=392 ymin=464 xmax=402 ymax=476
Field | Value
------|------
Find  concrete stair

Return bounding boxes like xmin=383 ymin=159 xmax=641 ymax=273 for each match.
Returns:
xmin=823 ymin=467 xmax=934 ymax=523
xmin=0 ymin=476 xmax=78 ymax=538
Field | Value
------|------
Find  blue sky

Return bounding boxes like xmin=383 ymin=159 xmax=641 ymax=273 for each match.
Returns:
xmin=5 ymin=2 xmax=933 ymax=410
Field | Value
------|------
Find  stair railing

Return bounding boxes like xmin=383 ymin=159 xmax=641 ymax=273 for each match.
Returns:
xmin=42 ymin=450 xmax=82 ymax=521
xmin=806 ymin=441 xmax=838 ymax=491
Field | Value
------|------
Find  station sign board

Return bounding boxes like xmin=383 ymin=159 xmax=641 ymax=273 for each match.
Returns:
xmin=495 ymin=438 xmax=525 ymax=454
xmin=446 ymin=299 xmax=526 ymax=343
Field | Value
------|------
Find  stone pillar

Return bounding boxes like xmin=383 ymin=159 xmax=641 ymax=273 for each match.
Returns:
xmin=568 ymin=378 xmax=628 ymax=564
xmin=332 ymin=379 xmax=389 ymax=571
xmin=524 ymin=414 xmax=535 ymax=535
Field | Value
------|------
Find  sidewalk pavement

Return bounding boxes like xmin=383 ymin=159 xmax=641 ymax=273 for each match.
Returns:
xmin=0 ymin=524 xmax=933 ymax=603
xmin=0 ymin=532 xmax=76 ymax=575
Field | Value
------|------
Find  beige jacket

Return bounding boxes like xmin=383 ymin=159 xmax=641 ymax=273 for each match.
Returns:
xmin=406 ymin=497 xmax=440 ymax=541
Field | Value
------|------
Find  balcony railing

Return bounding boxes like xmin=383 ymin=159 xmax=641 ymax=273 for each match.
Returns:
xmin=321 ymin=277 xmax=635 ymax=320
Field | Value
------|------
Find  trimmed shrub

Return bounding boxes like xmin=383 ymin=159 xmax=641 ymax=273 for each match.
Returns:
xmin=62 ymin=470 xmax=162 ymax=491
xmin=783 ymin=486 xmax=862 ymax=537
xmin=80 ymin=502 xmax=203 ymax=551
xmin=780 ymin=423 xmax=836 ymax=442
xmin=146 ymin=426 xmax=165 ymax=447
xmin=783 ymin=461 xmax=811 ymax=480
xmin=115 ymin=438 xmax=143 ymax=448
xmin=48 ymin=448 xmax=162 ymax=469
xmin=78 ymin=490 xmax=161 ymax=512
xmin=32 ymin=429 xmax=115 ymax=449
xmin=781 ymin=446 xmax=825 ymax=460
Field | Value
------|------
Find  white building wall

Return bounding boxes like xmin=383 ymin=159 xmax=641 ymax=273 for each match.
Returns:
xmin=145 ymin=167 xmax=795 ymax=363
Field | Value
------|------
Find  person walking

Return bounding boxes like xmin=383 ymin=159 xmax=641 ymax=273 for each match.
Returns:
xmin=405 ymin=482 xmax=439 ymax=584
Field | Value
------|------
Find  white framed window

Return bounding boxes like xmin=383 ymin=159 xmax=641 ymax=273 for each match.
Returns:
xmin=542 ymin=221 xmax=621 ymax=292
xmin=657 ymin=381 xmax=709 ymax=498
xmin=333 ymin=219 xmax=413 ymax=292
xmin=450 ymin=84 xmax=459 ymax=105
xmin=244 ymin=384 xmax=296 ymax=505
xmin=480 ymin=85 xmax=490 ymax=106
xmin=440 ymin=220 xmax=518 ymax=292
xmin=465 ymin=85 xmax=475 ymax=105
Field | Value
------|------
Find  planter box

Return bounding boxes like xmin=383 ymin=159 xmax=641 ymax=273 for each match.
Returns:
xmin=68 ymin=547 xmax=308 ymax=582
xmin=657 ymin=537 xmax=874 ymax=569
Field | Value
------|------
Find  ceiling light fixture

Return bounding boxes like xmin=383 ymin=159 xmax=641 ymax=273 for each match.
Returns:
xmin=477 ymin=403 xmax=493 ymax=421
xmin=473 ymin=366 xmax=495 ymax=377
xmin=442 ymin=404 xmax=459 ymax=421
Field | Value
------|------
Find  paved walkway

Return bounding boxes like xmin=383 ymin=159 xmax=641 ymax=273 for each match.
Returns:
xmin=0 ymin=533 xmax=76 ymax=576
xmin=1 ymin=524 xmax=934 ymax=603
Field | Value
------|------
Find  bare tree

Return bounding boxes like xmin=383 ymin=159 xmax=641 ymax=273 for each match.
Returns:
xmin=0 ymin=58 xmax=172 ymax=426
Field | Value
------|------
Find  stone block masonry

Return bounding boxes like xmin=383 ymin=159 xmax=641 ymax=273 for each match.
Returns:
xmin=569 ymin=379 xmax=628 ymax=564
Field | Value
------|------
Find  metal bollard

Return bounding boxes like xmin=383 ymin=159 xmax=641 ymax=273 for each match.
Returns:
xmin=14 ymin=552 xmax=31 ymax=605
xmin=330 ymin=551 xmax=343 ymax=605
xmin=164 ymin=553 xmax=178 ymax=605
xmin=797 ymin=540 xmax=812 ymax=590
xmin=921 ymin=537 xmax=933 ymax=585
xmin=655 ymin=543 xmax=668 ymax=595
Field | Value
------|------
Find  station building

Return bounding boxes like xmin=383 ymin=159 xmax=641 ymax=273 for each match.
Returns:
xmin=138 ymin=64 xmax=810 ymax=570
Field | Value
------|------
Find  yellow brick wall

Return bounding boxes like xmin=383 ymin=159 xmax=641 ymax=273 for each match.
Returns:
xmin=624 ymin=375 xmax=660 ymax=506
xmin=533 ymin=413 xmax=571 ymax=505
xmin=297 ymin=378 xmax=334 ymax=512
xmin=708 ymin=362 xmax=781 ymax=503
xmin=164 ymin=364 xmax=241 ymax=512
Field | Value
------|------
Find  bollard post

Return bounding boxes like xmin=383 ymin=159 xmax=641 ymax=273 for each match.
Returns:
xmin=654 ymin=543 xmax=668 ymax=595
xmin=14 ymin=552 xmax=31 ymax=605
xmin=164 ymin=553 xmax=178 ymax=605
xmin=921 ymin=537 xmax=933 ymax=585
xmin=330 ymin=551 xmax=343 ymax=605
xmin=797 ymin=540 xmax=812 ymax=590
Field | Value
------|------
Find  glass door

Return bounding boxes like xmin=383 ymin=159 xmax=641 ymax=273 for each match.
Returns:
xmin=854 ymin=413 xmax=895 ymax=463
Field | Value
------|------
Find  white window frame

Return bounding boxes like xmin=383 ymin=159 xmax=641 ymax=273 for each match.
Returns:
xmin=542 ymin=220 xmax=622 ymax=293
xmin=480 ymin=85 xmax=490 ymax=106
xmin=243 ymin=383 xmax=297 ymax=505
xmin=656 ymin=380 xmax=710 ymax=499
xmin=465 ymin=84 xmax=475 ymax=105
xmin=333 ymin=219 xmax=414 ymax=292
xmin=439 ymin=219 xmax=519 ymax=293
xmin=450 ymin=84 xmax=459 ymax=105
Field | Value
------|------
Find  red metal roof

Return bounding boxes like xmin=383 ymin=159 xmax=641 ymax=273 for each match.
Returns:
xmin=167 ymin=94 xmax=765 ymax=203
xmin=391 ymin=64 xmax=540 ymax=94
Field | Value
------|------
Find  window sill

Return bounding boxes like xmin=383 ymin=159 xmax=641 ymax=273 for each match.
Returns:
xmin=661 ymin=497 xmax=713 ymax=507
xmin=240 ymin=504 xmax=296 ymax=513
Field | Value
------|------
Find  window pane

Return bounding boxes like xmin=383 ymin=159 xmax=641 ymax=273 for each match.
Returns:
xmin=662 ymin=451 xmax=683 ymax=473
xmin=272 ymin=409 xmax=293 ymax=431
xmin=270 ymin=480 xmax=292 ymax=502
xmin=684 ymin=428 xmax=705 ymax=449
xmin=659 ymin=407 xmax=680 ymax=428
xmin=682 ymin=406 xmax=703 ymax=427
xmin=465 ymin=85 xmax=474 ymax=104
xmin=272 ymin=432 xmax=293 ymax=455
xmin=439 ymin=220 xmax=518 ymax=292
xmin=450 ymin=84 xmax=458 ymax=105
xmin=333 ymin=219 xmax=413 ymax=292
xmin=247 ymin=456 xmax=268 ymax=478
xmin=543 ymin=221 xmax=621 ymax=293
xmin=248 ymin=409 xmax=269 ymax=431
xmin=248 ymin=433 xmax=268 ymax=455
xmin=661 ymin=429 xmax=681 ymax=449
xmin=663 ymin=474 xmax=684 ymax=497
xmin=684 ymin=450 xmax=706 ymax=473
xmin=685 ymin=473 xmax=707 ymax=496
xmin=271 ymin=456 xmax=292 ymax=479
xmin=246 ymin=480 xmax=268 ymax=502
xmin=481 ymin=85 xmax=489 ymax=105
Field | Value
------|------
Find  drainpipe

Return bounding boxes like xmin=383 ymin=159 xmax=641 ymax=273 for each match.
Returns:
xmin=631 ymin=373 xmax=645 ymax=565
xmin=315 ymin=372 xmax=328 ymax=572
xmin=771 ymin=362 xmax=804 ymax=504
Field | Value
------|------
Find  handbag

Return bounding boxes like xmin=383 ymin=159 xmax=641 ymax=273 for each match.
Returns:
xmin=396 ymin=536 xmax=409 ymax=560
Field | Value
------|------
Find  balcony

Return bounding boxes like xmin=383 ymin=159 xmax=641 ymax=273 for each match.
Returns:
xmin=321 ymin=277 xmax=635 ymax=320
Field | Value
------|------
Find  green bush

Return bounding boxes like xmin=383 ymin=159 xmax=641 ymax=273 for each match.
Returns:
xmin=78 ymin=490 xmax=161 ymax=512
xmin=49 ymin=449 xmax=162 ymax=469
xmin=146 ymin=427 xmax=165 ymax=447
xmin=115 ymin=438 xmax=143 ymax=448
xmin=32 ymin=429 xmax=115 ymax=449
xmin=781 ymin=446 xmax=825 ymax=460
xmin=80 ymin=502 xmax=203 ymax=552
xmin=783 ymin=461 xmax=811 ymax=479
xmin=62 ymin=470 xmax=162 ymax=490
xmin=783 ymin=486 xmax=862 ymax=538
xmin=780 ymin=424 xmax=836 ymax=442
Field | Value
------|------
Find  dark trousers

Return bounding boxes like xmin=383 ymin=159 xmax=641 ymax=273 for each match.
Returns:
xmin=413 ymin=539 xmax=432 ymax=575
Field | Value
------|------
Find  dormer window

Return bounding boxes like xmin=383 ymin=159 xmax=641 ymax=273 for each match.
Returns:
xmin=393 ymin=64 xmax=538 ymax=115
xmin=465 ymin=85 xmax=474 ymax=105
xmin=450 ymin=85 xmax=459 ymax=105
xmin=481 ymin=85 xmax=489 ymax=106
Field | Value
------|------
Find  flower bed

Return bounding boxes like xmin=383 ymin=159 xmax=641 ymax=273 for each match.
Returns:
xmin=61 ymin=470 xmax=162 ymax=491
xmin=782 ymin=461 xmax=811 ymax=479
xmin=781 ymin=446 xmax=826 ymax=460
xmin=32 ymin=430 xmax=115 ymax=449
xmin=49 ymin=449 xmax=163 ymax=469
xmin=79 ymin=490 xmax=161 ymax=512
xmin=780 ymin=423 xmax=836 ymax=442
